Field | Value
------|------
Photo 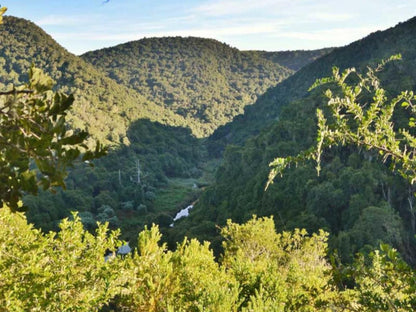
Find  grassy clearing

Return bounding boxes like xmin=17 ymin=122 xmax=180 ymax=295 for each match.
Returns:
xmin=154 ymin=178 xmax=201 ymax=213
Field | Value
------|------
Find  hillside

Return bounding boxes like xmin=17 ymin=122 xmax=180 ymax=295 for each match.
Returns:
xmin=244 ymin=48 xmax=333 ymax=71
xmin=0 ymin=16 xmax=188 ymax=146
xmin=172 ymin=17 xmax=416 ymax=262
xmin=0 ymin=17 xmax=323 ymax=238
xmin=81 ymin=37 xmax=295 ymax=137
xmin=207 ymin=17 xmax=416 ymax=155
xmin=0 ymin=16 xmax=362 ymax=250
xmin=0 ymin=17 xmax=332 ymax=143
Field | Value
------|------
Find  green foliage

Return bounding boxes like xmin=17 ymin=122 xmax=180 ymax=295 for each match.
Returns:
xmin=3 ymin=204 xmax=416 ymax=311
xmin=352 ymin=244 xmax=416 ymax=311
xmin=208 ymin=16 xmax=416 ymax=154
xmin=118 ymin=226 xmax=239 ymax=311
xmin=0 ymin=67 xmax=105 ymax=210
xmin=0 ymin=16 xmax=188 ymax=146
xmin=249 ymin=48 xmax=333 ymax=71
xmin=221 ymin=216 xmax=335 ymax=311
xmin=0 ymin=6 xmax=6 ymax=24
xmin=24 ymin=119 xmax=205 ymax=238
xmin=5 ymin=10 xmax=416 ymax=312
xmin=82 ymin=37 xmax=294 ymax=137
xmin=0 ymin=205 xmax=124 ymax=311
xmin=268 ymin=55 xmax=416 ymax=186
xmin=186 ymin=17 xmax=416 ymax=263
xmin=332 ymin=244 xmax=416 ymax=311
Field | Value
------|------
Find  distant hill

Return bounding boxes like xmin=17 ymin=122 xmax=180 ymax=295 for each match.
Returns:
xmin=0 ymin=16 xmax=188 ymax=146
xmin=244 ymin=48 xmax=333 ymax=71
xmin=0 ymin=17 xmax=330 ymax=140
xmin=0 ymin=15 xmax=331 ymax=240
xmin=174 ymin=16 xmax=416 ymax=263
xmin=81 ymin=37 xmax=295 ymax=137
xmin=207 ymin=17 xmax=416 ymax=154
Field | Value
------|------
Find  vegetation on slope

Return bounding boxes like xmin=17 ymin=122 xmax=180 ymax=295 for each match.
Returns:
xmin=245 ymin=47 xmax=333 ymax=71
xmin=179 ymin=17 xmax=416 ymax=263
xmin=81 ymin=37 xmax=294 ymax=137
xmin=24 ymin=119 xmax=204 ymax=241
xmin=1 ymin=17 xmax=331 ymax=237
xmin=3 ymin=7 xmax=416 ymax=310
xmin=0 ymin=16 xmax=188 ymax=146
xmin=208 ymin=17 xmax=416 ymax=154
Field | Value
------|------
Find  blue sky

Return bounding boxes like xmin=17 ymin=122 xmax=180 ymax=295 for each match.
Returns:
xmin=3 ymin=1 xmax=416 ymax=55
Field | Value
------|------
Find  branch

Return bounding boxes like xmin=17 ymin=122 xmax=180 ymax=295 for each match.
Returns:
xmin=0 ymin=89 xmax=34 ymax=95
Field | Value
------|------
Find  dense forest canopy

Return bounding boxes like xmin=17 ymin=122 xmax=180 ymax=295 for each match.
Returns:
xmin=81 ymin=37 xmax=294 ymax=137
xmin=0 ymin=16 xmax=189 ymax=146
xmin=207 ymin=17 xmax=416 ymax=153
xmin=3 ymin=7 xmax=416 ymax=310
xmin=0 ymin=16 xmax=330 ymax=239
xmin=175 ymin=16 xmax=416 ymax=264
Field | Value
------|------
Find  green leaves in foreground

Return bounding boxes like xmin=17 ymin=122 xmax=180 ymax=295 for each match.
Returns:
xmin=267 ymin=54 xmax=416 ymax=188
xmin=0 ymin=67 xmax=106 ymax=210
xmin=2 ymin=207 xmax=416 ymax=310
xmin=0 ymin=205 xmax=124 ymax=311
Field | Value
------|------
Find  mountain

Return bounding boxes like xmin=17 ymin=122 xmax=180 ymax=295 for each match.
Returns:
xmin=81 ymin=37 xmax=294 ymax=137
xmin=0 ymin=16 xmax=342 ymax=246
xmin=172 ymin=17 xmax=416 ymax=262
xmin=1 ymin=17 xmax=330 ymax=142
xmin=0 ymin=16 xmax=330 ymax=239
xmin=0 ymin=16 xmax=188 ymax=146
xmin=207 ymin=17 xmax=416 ymax=155
xmin=245 ymin=48 xmax=333 ymax=71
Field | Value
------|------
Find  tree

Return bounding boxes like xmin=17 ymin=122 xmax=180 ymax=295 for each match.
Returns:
xmin=221 ymin=216 xmax=336 ymax=311
xmin=0 ymin=66 xmax=106 ymax=210
xmin=265 ymin=56 xmax=416 ymax=310
xmin=267 ymin=54 xmax=416 ymax=187
xmin=0 ymin=8 xmax=104 ymax=210
xmin=0 ymin=207 xmax=125 ymax=311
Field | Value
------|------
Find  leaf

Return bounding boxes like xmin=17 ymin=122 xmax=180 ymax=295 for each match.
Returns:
xmin=0 ymin=6 xmax=7 ymax=24
xmin=29 ymin=66 xmax=54 ymax=92
xmin=60 ymin=132 xmax=88 ymax=145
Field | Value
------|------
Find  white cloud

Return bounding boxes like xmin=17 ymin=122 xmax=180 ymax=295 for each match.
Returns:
xmin=36 ymin=14 xmax=95 ymax=26
xmin=53 ymin=22 xmax=279 ymax=42
xmin=193 ymin=0 xmax=285 ymax=16
xmin=309 ymin=12 xmax=355 ymax=22
xmin=271 ymin=26 xmax=382 ymax=46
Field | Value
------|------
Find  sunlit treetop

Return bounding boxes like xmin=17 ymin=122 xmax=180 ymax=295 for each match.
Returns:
xmin=267 ymin=54 xmax=416 ymax=188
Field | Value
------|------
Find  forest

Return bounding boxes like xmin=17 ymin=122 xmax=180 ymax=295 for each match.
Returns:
xmin=2 ymin=5 xmax=416 ymax=311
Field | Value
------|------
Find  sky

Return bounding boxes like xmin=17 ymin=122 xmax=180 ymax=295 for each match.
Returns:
xmin=3 ymin=1 xmax=416 ymax=55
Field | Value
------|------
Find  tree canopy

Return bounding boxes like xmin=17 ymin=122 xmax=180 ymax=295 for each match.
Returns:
xmin=0 ymin=66 xmax=106 ymax=210
xmin=267 ymin=55 xmax=416 ymax=185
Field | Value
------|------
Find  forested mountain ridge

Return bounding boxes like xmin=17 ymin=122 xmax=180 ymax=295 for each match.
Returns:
xmin=81 ymin=37 xmax=295 ymax=137
xmin=0 ymin=16 xmax=188 ymax=146
xmin=5 ymin=8 xmax=416 ymax=310
xmin=0 ymin=17 xmax=331 ymax=142
xmin=0 ymin=16 xmax=332 ymax=241
xmin=208 ymin=17 xmax=416 ymax=154
xmin=173 ymin=16 xmax=416 ymax=262
xmin=245 ymin=47 xmax=333 ymax=71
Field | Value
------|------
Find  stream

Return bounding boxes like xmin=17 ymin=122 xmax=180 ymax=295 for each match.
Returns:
xmin=169 ymin=204 xmax=193 ymax=227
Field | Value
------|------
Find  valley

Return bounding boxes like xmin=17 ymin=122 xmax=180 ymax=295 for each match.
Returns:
xmin=3 ymin=9 xmax=416 ymax=310
xmin=0 ymin=16 xmax=333 ymax=245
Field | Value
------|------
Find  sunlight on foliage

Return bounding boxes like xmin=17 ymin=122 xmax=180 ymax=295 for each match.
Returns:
xmin=0 ymin=205 xmax=124 ymax=311
xmin=0 ymin=67 xmax=106 ymax=210
xmin=267 ymin=54 xmax=416 ymax=187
